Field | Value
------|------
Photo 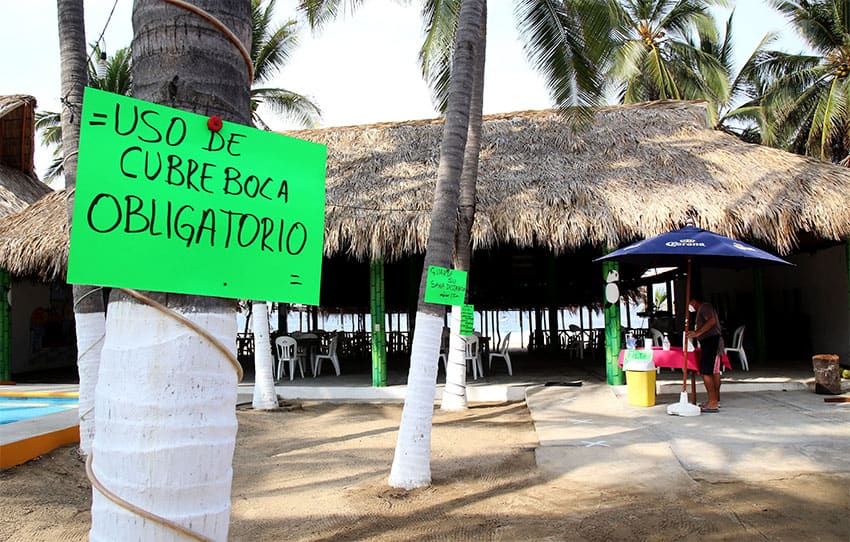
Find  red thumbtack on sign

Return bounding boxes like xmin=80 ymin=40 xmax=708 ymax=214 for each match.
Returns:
xmin=207 ymin=115 xmax=223 ymax=132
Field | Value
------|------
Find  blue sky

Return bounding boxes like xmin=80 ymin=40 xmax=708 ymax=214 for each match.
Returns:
xmin=0 ymin=0 xmax=809 ymax=182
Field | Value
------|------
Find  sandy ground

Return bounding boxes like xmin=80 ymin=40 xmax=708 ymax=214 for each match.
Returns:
xmin=1 ymin=400 xmax=848 ymax=541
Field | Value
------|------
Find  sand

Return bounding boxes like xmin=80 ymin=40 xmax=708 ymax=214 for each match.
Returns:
xmin=1 ymin=400 xmax=848 ymax=541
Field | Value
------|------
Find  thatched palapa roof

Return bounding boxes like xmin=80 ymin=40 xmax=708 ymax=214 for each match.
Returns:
xmin=3 ymin=100 xmax=850 ymax=282
xmin=0 ymin=95 xmax=50 ymax=217
xmin=289 ymin=100 xmax=850 ymax=261
xmin=0 ymin=163 xmax=50 ymax=218
xmin=0 ymin=189 xmax=68 ymax=281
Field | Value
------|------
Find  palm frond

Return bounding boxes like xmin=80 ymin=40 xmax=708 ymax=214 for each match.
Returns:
xmin=768 ymin=0 xmax=845 ymax=52
xmin=515 ymin=0 xmax=611 ymax=121
xmin=298 ymin=0 xmax=365 ymax=30
xmin=419 ymin=0 xmax=460 ymax=113
xmin=252 ymin=88 xmax=322 ymax=128
xmin=252 ymin=0 xmax=299 ymax=84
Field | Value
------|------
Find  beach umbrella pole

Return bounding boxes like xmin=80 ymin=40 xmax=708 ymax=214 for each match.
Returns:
xmin=682 ymin=257 xmax=691 ymax=394
xmin=666 ymin=257 xmax=700 ymax=416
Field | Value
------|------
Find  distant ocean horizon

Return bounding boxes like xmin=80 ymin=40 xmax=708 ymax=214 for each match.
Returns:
xmin=241 ymin=304 xmax=653 ymax=343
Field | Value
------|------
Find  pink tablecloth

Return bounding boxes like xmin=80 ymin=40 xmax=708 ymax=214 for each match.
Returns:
xmin=618 ymin=346 xmax=731 ymax=372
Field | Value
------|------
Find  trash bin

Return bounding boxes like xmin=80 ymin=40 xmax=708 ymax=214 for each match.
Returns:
xmin=812 ymin=354 xmax=841 ymax=395
xmin=624 ymin=351 xmax=656 ymax=407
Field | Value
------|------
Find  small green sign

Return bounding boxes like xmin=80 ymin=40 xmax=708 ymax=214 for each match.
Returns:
xmin=423 ymin=266 xmax=467 ymax=306
xmin=623 ymin=349 xmax=654 ymax=364
xmin=67 ymin=88 xmax=327 ymax=304
xmin=460 ymin=303 xmax=474 ymax=336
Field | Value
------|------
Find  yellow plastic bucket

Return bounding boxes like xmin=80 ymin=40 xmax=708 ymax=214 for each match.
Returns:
xmin=626 ymin=370 xmax=656 ymax=407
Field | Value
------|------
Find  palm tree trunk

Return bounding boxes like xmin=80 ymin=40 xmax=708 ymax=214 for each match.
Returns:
xmin=252 ymin=301 xmax=278 ymax=409
xmin=388 ymin=0 xmax=485 ymax=490
xmin=57 ymin=0 xmax=106 ymax=456
xmin=73 ymin=289 xmax=105 ymax=454
xmin=89 ymin=2 xmax=251 ymax=539
xmin=442 ymin=3 xmax=486 ymax=411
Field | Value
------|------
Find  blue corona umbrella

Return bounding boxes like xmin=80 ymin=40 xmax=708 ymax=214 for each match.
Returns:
xmin=597 ymin=225 xmax=791 ymax=269
xmin=596 ymin=225 xmax=793 ymax=408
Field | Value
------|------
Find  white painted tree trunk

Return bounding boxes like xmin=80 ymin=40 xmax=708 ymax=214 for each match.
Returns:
xmin=440 ymin=306 xmax=469 ymax=411
xmin=89 ymin=300 xmax=238 ymax=541
xmin=251 ymin=301 xmax=278 ymax=410
xmin=388 ymin=311 xmax=442 ymax=489
xmin=76 ymin=311 xmax=105 ymax=456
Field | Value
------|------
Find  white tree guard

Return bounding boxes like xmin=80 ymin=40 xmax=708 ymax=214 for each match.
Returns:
xmin=252 ymin=302 xmax=278 ymax=410
xmin=440 ymin=306 xmax=469 ymax=411
xmin=76 ymin=311 xmax=105 ymax=456
xmin=89 ymin=301 xmax=238 ymax=541
xmin=389 ymin=311 xmax=442 ymax=489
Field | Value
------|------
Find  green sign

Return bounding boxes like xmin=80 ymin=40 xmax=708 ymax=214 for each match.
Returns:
xmin=623 ymin=349 xmax=653 ymax=363
xmin=460 ymin=303 xmax=474 ymax=336
xmin=423 ymin=266 xmax=467 ymax=306
xmin=67 ymin=88 xmax=327 ymax=304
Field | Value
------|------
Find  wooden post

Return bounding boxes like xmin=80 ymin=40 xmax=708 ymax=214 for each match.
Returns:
xmin=519 ymin=311 xmax=525 ymax=351
xmin=602 ymin=260 xmax=624 ymax=385
xmin=370 ymin=258 xmax=387 ymax=387
xmin=534 ymin=308 xmax=544 ymax=351
xmin=0 ymin=269 xmax=10 ymax=382
xmin=548 ymin=306 xmax=560 ymax=351
xmin=754 ymin=267 xmax=766 ymax=366
xmin=846 ymin=239 xmax=850 ymax=361
xmin=276 ymin=303 xmax=288 ymax=335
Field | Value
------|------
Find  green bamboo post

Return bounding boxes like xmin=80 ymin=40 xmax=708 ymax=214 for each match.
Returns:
xmin=846 ymin=239 xmax=850 ymax=361
xmin=0 ymin=269 xmax=10 ymax=382
xmin=602 ymin=260 xmax=624 ymax=385
xmin=370 ymin=258 xmax=387 ymax=387
xmin=754 ymin=267 xmax=766 ymax=366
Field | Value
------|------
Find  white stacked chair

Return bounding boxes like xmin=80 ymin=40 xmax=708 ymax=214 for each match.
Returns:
xmin=274 ymin=336 xmax=304 ymax=381
xmin=488 ymin=331 xmax=513 ymax=376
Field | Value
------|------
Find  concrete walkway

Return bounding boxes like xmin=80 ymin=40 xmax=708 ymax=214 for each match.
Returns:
xmin=527 ymin=380 xmax=850 ymax=489
xmin=3 ymin=367 xmax=849 ymax=481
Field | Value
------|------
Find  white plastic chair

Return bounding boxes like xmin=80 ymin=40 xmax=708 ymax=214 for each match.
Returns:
xmin=437 ymin=327 xmax=450 ymax=372
xmin=463 ymin=335 xmax=483 ymax=380
xmin=488 ymin=331 xmax=513 ymax=376
xmin=566 ymin=324 xmax=584 ymax=359
xmin=724 ymin=325 xmax=748 ymax=371
xmin=313 ymin=335 xmax=341 ymax=376
xmin=274 ymin=336 xmax=304 ymax=381
xmin=648 ymin=328 xmax=664 ymax=346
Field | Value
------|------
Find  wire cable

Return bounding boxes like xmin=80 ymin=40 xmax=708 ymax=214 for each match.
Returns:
xmin=163 ymin=0 xmax=254 ymax=83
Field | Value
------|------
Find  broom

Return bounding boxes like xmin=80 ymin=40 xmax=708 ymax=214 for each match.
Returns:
xmin=667 ymin=258 xmax=701 ymax=417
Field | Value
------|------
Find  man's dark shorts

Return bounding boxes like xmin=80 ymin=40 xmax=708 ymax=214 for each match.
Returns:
xmin=698 ymin=334 xmax=721 ymax=375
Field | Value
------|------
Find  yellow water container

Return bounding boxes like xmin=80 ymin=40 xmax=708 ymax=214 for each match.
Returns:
xmin=626 ymin=370 xmax=656 ymax=407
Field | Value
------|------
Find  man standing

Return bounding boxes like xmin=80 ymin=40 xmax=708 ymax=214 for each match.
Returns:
xmin=687 ymin=296 xmax=723 ymax=412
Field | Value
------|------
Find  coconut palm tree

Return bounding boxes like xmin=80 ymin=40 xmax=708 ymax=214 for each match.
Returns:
xmin=303 ymin=0 xmax=489 ymax=488
xmin=41 ymin=0 xmax=318 ymax=183
xmin=56 ymin=0 xmax=106 ymax=459
xmin=251 ymin=0 xmax=321 ymax=128
xmin=693 ymin=10 xmax=779 ymax=142
xmin=606 ymin=0 xmax=729 ymax=105
xmin=757 ymin=0 xmax=850 ymax=162
xmin=386 ymin=0 xmax=486 ymax=489
xmin=418 ymin=0 xmax=609 ymax=409
xmin=37 ymin=45 xmax=133 ymax=182
xmin=87 ymin=1 xmax=250 ymax=539
xmin=423 ymin=1 xmax=487 ymax=412
xmin=251 ymin=301 xmax=279 ymax=410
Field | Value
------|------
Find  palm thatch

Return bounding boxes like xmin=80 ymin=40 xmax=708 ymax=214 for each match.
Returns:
xmin=289 ymin=100 xmax=850 ymax=261
xmin=0 ymin=95 xmax=37 ymax=177
xmin=0 ymin=163 xmax=50 ymax=218
xmin=0 ymin=189 xmax=68 ymax=281
xmin=0 ymin=95 xmax=48 ymax=217
xmin=3 ymin=100 xmax=850 ymax=282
